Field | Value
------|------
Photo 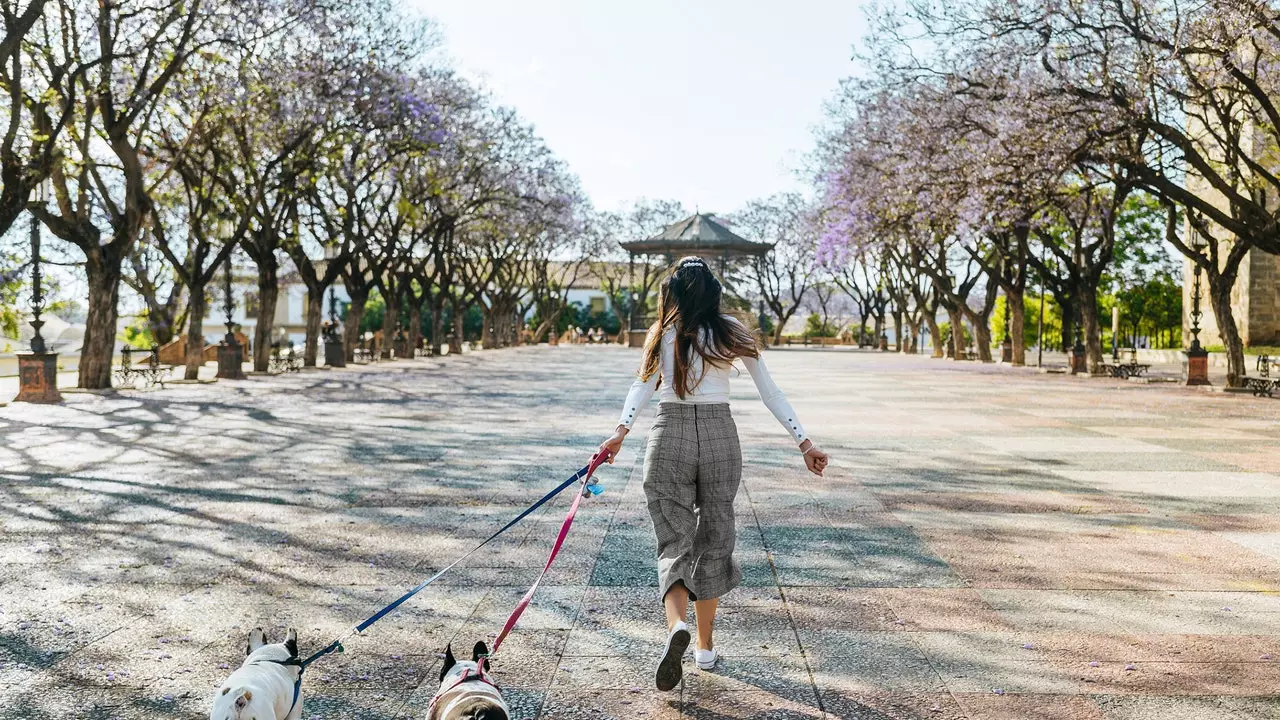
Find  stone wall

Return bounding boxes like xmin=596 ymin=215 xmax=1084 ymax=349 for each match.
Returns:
xmin=1185 ymin=248 xmax=1280 ymax=348
xmin=1248 ymin=247 xmax=1280 ymax=345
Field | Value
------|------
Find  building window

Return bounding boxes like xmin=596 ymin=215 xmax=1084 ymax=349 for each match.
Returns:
xmin=590 ymin=296 xmax=605 ymax=314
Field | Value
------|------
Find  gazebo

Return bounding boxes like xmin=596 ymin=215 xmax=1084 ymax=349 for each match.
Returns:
xmin=619 ymin=212 xmax=773 ymax=276
xmin=619 ymin=212 xmax=774 ymax=346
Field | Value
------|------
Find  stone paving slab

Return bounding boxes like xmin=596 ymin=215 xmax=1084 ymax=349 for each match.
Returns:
xmin=2 ymin=347 xmax=1280 ymax=718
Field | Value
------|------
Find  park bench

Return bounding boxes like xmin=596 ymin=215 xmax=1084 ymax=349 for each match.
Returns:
xmin=1100 ymin=349 xmax=1150 ymax=379
xmin=1244 ymin=354 xmax=1280 ymax=398
xmin=352 ymin=335 xmax=379 ymax=364
xmin=269 ymin=341 xmax=304 ymax=374
xmin=114 ymin=344 xmax=173 ymax=389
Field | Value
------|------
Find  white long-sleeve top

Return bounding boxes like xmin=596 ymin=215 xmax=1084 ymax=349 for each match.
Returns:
xmin=618 ymin=324 xmax=808 ymax=444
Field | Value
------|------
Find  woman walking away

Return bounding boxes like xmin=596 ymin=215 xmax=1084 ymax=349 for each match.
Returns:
xmin=599 ymin=257 xmax=828 ymax=692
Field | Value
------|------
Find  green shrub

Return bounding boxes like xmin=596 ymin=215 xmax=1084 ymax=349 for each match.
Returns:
xmin=803 ymin=313 xmax=839 ymax=338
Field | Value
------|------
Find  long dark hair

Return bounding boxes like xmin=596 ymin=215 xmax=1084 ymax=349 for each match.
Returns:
xmin=640 ymin=256 xmax=759 ymax=398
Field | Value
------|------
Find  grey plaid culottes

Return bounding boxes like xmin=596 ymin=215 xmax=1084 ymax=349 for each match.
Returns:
xmin=642 ymin=402 xmax=743 ymax=601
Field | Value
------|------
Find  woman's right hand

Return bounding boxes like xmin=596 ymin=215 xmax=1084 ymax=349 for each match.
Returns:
xmin=599 ymin=425 xmax=629 ymax=464
xmin=799 ymin=440 xmax=829 ymax=476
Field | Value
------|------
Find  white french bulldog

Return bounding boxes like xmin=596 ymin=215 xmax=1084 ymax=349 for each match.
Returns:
xmin=211 ymin=628 xmax=303 ymax=720
xmin=430 ymin=641 xmax=510 ymax=720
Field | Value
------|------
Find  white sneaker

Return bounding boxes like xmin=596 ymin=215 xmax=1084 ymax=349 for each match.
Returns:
xmin=695 ymin=647 xmax=718 ymax=670
xmin=655 ymin=621 xmax=690 ymax=691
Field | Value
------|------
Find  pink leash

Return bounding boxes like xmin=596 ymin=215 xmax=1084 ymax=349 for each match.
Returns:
xmin=430 ymin=450 xmax=610 ymax=716
xmin=485 ymin=449 xmax=611 ymax=665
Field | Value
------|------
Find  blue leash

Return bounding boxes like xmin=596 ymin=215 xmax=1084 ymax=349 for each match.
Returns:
xmin=293 ymin=456 xmax=605 ymax=673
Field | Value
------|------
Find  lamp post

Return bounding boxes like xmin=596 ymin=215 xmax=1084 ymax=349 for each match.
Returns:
xmin=627 ymin=290 xmax=645 ymax=348
xmin=216 ymin=221 xmax=246 ymax=380
xmin=1036 ymin=243 xmax=1047 ymax=369
xmin=1112 ymin=304 xmax=1121 ymax=362
xmin=14 ymin=179 xmax=62 ymax=403
xmin=323 ymin=244 xmax=345 ymax=367
xmin=1185 ymin=233 xmax=1211 ymax=386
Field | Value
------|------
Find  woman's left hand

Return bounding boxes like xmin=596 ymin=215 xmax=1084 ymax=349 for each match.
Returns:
xmin=799 ymin=440 xmax=828 ymax=476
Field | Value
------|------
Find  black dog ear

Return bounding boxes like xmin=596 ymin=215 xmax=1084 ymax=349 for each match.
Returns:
xmin=439 ymin=644 xmax=456 ymax=682
xmin=472 ymin=641 xmax=489 ymax=663
xmin=284 ymin=628 xmax=299 ymax=658
xmin=246 ymin=627 xmax=267 ymax=656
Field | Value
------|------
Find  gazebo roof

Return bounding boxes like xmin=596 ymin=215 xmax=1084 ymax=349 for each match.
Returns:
xmin=619 ymin=213 xmax=774 ymax=257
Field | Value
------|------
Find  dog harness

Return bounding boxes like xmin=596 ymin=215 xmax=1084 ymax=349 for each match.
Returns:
xmin=255 ymin=656 xmax=303 ymax=718
xmin=428 ymin=666 xmax=506 ymax=718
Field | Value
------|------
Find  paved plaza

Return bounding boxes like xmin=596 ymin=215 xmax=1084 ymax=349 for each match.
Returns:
xmin=3 ymin=347 xmax=1280 ymax=719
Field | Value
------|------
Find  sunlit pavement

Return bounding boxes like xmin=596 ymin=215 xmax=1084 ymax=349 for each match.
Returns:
xmin=2 ymin=346 xmax=1280 ymax=719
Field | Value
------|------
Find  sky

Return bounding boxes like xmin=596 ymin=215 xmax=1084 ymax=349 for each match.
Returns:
xmin=410 ymin=0 xmax=873 ymax=215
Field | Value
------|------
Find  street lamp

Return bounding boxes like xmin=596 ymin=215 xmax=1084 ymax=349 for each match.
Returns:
xmin=215 ymin=216 xmax=245 ymax=380
xmin=1185 ymin=230 xmax=1211 ymax=386
xmin=14 ymin=178 xmax=61 ymax=403
xmin=28 ymin=188 xmax=47 ymax=355
xmin=1112 ymin=304 xmax=1121 ymax=362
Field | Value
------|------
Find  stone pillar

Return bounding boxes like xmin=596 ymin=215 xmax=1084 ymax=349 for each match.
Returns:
xmin=1185 ymin=346 xmax=1211 ymax=386
xmin=217 ymin=341 xmax=245 ymax=380
xmin=14 ymin=352 xmax=62 ymax=403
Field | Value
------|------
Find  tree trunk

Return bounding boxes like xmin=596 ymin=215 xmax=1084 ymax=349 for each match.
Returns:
xmin=303 ymin=289 xmax=323 ymax=367
xmin=972 ymin=312 xmax=994 ymax=363
xmin=431 ymin=295 xmax=446 ymax=356
xmin=1009 ymin=287 xmax=1026 ymax=366
xmin=185 ymin=282 xmax=206 ymax=380
xmin=344 ymin=284 xmax=369 ymax=363
xmin=450 ymin=298 xmax=464 ymax=354
xmin=407 ymin=294 xmax=423 ymax=357
xmin=481 ymin=307 xmax=494 ymax=349
xmin=948 ymin=306 xmax=966 ymax=359
xmin=148 ymin=298 xmax=181 ymax=347
xmin=253 ymin=258 xmax=279 ymax=373
xmin=1208 ymin=273 xmax=1246 ymax=387
xmin=892 ymin=311 xmax=903 ymax=352
xmin=495 ymin=305 xmax=511 ymax=348
xmin=770 ymin=310 xmax=790 ymax=345
xmin=80 ymin=253 xmax=123 ymax=389
xmin=1054 ymin=293 xmax=1075 ymax=354
xmin=924 ymin=312 xmax=942 ymax=358
xmin=1078 ymin=282 xmax=1104 ymax=373
xmin=380 ymin=286 xmax=399 ymax=359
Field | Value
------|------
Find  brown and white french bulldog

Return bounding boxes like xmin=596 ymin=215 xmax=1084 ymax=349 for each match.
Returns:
xmin=429 ymin=641 xmax=510 ymax=720
xmin=211 ymin=628 xmax=303 ymax=720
